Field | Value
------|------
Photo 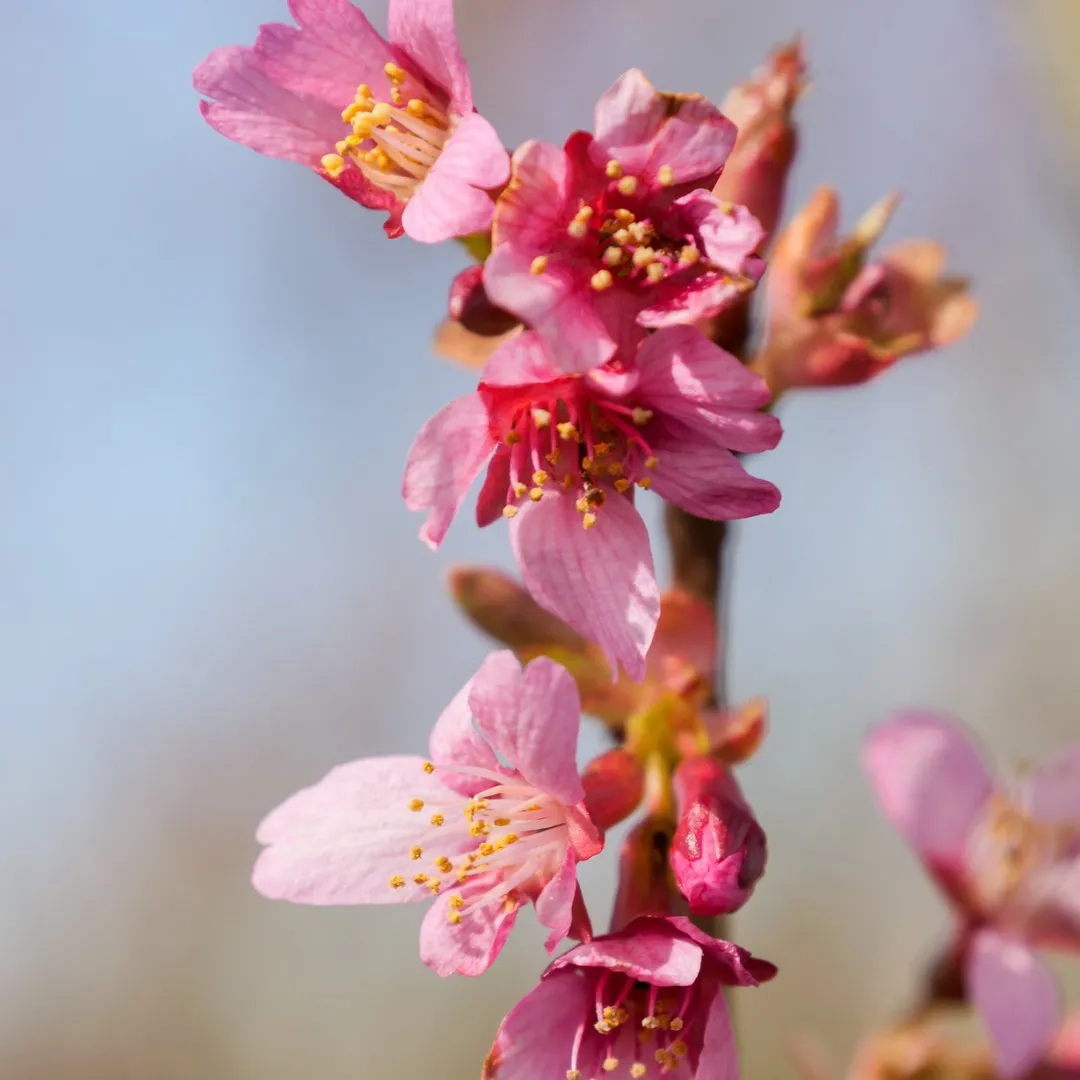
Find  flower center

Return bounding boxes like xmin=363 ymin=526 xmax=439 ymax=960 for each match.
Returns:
xmin=389 ymin=761 xmax=572 ymax=921
xmin=565 ymin=973 xmax=695 ymax=1079
xmin=321 ymin=63 xmax=452 ymax=198
xmin=481 ymin=379 xmax=659 ymax=530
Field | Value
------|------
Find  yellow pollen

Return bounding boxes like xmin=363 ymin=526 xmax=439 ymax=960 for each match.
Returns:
xmin=384 ymin=61 xmax=407 ymax=82
xmin=469 ymin=821 xmax=488 ymax=836
xmin=430 ymin=813 xmax=445 ymax=827
xmin=505 ymin=430 xmax=522 ymax=445
xmin=658 ymin=164 xmax=676 ymax=186
xmin=645 ymin=455 xmax=659 ymax=469
xmin=646 ymin=262 xmax=666 ymax=284
xmin=407 ymin=98 xmax=426 ymax=116
xmin=671 ymin=1040 xmax=688 ymax=1058
xmin=642 ymin=1016 xmax=661 ymax=1030
xmin=582 ymin=512 xmax=598 ymax=529
xmin=356 ymin=84 xmax=372 ymax=101
xmin=456 ymin=869 xmax=469 ymax=883
xmin=617 ymin=175 xmax=639 ymax=196
xmin=391 ymin=87 xmax=404 ymax=105
xmin=447 ymin=910 xmax=462 ymax=925
xmin=614 ymin=478 xmax=631 ymax=493
xmin=557 ymin=422 xmax=580 ymax=442
xmin=389 ymin=875 xmax=406 ymax=889
xmin=408 ymin=799 xmax=424 ymax=812
xmin=512 ymin=482 xmax=528 ymax=498
xmin=613 ymin=228 xmax=631 ymax=245
xmin=493 ymin=817 xmax=512 ymax=827
xmin=605 ymin=160 xmax=623 ymax=179
xmin=581 ymin=457 xmax=595 ymax=473
xmin=321 ymin=153 xmax=345 ymax=178
xmin=532 ymin=408 xmax=551 ymax=429
xmin=679 ymin=244 xmax=701 ymax=266
xmin=632 ymin=247 xmax=656 ymax=268
xmin=595 ymin=1020 xmax=613 ymax=1034
xmin=669 ymin=1018 xmax=684 ymax=1032
xmin=603 ymin=1059 xmax=620 ymax=1073
xmin=656 ymin=1049 xmax=677 ymax=1067
xmin=602 ymin=1007 xmax=623 ymax=1027
xmin=607 ymin=462 xmax=624 ymax=477
xmin=567 ymin=1072 xmax=583 ymax=1080
xmin=370 ymin=101 xmax=393 ymax=124
xmin=567 ymin=220 xmax=589 ymax=239
xmin=591 ymin=269 xmax=614 ymax=291
xmin=614 ymin=208 xmax=636 ymax=224
xmin=410 ymin=846 xmax=423 ymax=860
xmin=427 ymin=879 xmax=442 ymax=893
xmin=413 ymin=873 xmax=428 ymax=884
xmin=479 ymin=842 xmax=495 ymax=856
xmin=341 ymin=103 xmax=362 ymax=123
xmin=628 ymin=222 xmax=651 ymax=244
xmin=593 ymin=441 xmax=613 ymax=455
xmin=638 ymin=476 xmax=652 ymax=490
xmin=576 ymin=496 xmax=590 ymax=513
xmin=532 ymin=470 xmax=549 ymax=486
xmin=448 ymin=894 xmax=464 ymax=909
xmin=529 ymin=487 xmax=544 ymax=502
xmin=530 ymin=255 xmax=549 ymax=275
xmin=574 ymin=205 xmax=595 ymax=222
xmin=502 ymin=834 xmax=518 ymax=845
xmin=603 ymin=247 xmax=625 ymax=267
xmin=547 ymin=448 xmax=561 ymax=465
xmin=435 ymin=856 xmax=453 ymax=873
xmin=631 ymin=1066 xmax=648 ymax=1079
xmin=562 ymin=474 xmax=574 ymax=491
xmin=632 ymin=407 xmax=654 ymax=425
xmin=423 ymin=761 xmax=435 ymax=774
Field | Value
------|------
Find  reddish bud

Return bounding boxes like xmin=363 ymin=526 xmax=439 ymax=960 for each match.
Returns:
xmin=670 ymin=757 xmax=767 ymax=915
xmin=581 ymin=747 xmax=645 ymax=832
xmin=611 ymin=816 xmax=679 ymax=932
xmin=447 ymin=265 xmax=520 ymax=337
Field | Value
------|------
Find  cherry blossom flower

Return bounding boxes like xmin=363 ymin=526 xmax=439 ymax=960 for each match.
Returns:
xmin=482 ymin=915 xmax=776 ymax=1080
xmin=752 ymin=187 xmax=977 ymax=392
xmin=483 ymin=69 xmax=764 ymax=374
xmin=253 ymin=651 xmax=601 ymax=977
xmin=864 ymin=713 xmax=1080 ymax=1078
xmin=193 ymin=0 xmax=509 ymax=242
xmin=403 ymin=327 xmax=781 ymax=680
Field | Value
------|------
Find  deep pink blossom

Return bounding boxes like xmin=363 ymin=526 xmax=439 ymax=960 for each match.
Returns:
xmin=671 ymin=756 xmax=767 ymax=916
xmin=483 ymin=70 xmax=763 ymax=374
xmin=193 ymin=0 xmax=509 ymax=242
xmin=482 ymin=915 xmax=776 ymax=1080
xmin=253 ymin=651 xmax=601 ymax=976
xmin=403 ymin=327 xmax=782 ymax=680
xmin=864 ymin=713 xmax=1080 ymax=1077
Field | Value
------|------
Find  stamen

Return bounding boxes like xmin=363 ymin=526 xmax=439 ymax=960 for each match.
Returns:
xmin=605 ymin=160 xmax=623 ymax=179
xmin=617 ymin=175 xmax=639 ymax=196
xmin=530 ymin=256 xmax=548 ymax=275
xmin=658 ymin=164 xmax=675 ymax=186
xmin=591 ymin=270 xmax=614 ymax=291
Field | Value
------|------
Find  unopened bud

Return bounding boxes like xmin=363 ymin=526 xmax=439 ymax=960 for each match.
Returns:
xmin=446 ymin=265 xmax=520 ymax=337
xmin=581 ymin=747 xmax=645 ymax=832
xmin=610 ymin=817 xmax=679 ymax=932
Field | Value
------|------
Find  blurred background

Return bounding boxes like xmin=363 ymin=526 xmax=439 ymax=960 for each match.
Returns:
xmin=3 ymin=0 xmax=1080 ymax=1076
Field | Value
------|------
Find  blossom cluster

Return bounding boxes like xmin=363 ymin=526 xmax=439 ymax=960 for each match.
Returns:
xmin=190 ymin=2 xmax=1079 ymax=1079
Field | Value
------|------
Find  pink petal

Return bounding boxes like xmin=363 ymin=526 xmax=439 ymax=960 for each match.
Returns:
xmin=255 ymin=0 xmax=393 ymax=105
xmin=480 ymin=330 xmax=558 ymax=387
xmin=552 ymin=922 xmax=703 ymax=986
xmin=388 ymin=0 xmax=472 ymax=110
xmin=402 ymin=393 xmax=492 ymax=550
xmin=1028 ymin=744 xmax=1080 ymax=828
xmin=194 ymin=46 xmax=342 ymax=164
xmin=637 ymin=272 xmax=754 ymax=330
xmin=428 ymin=678 xmax=501 ymax=797
xmin=676 ymin=191 xmax=765 ymax=272
xmin=863 ymin=712 xmax=995 ymax=891
xmin=482 ymin=970 xmax=598 ymax=1080
xmin=510 ymin=489 xmax=659 ymax=682
xmin=253 ymin=755 xmax=452 ymax=905
xmin=968 ymin=929 xmax=1062 ymax=1079
xmin=484 ymin=246 xmax=616 ymax=374
xmin=476 ymin=446 xmax=512 ymax=527
xmin=491 ymin=140 xmax=570 ymax=251
xmin=650 ymin=589 xmax=717 ymax=685
xmin=663 ymin=916 xmax=778 ymax=985
xmin=648 ymin=419 xmax=782 ymax=520
xmin=696 ymin=982 xmax=738 ymax=1080
xmin=535 ymin=845 xmax=580 ymax=952
xmin=468 ymin=651 xmax=585 ymax=805
xmin=420 ymin=884 xmax=519 ymax=977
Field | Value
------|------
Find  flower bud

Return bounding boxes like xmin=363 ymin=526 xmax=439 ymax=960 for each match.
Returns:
xmin=581 ymin=747 xmax=645 ymax=832
xmin=670 ymin=757 xmax=766 ymax=915
xmin=434 ymin=266 xmax=521 ymax=369
xmin=610 ymin=816 xmax=679 ymax=932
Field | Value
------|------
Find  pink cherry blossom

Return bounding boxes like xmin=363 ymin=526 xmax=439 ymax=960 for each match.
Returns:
xmin=483 ymin=69 xmax=763 ymax=374
xmin=253 ymin=651 xmax=601 ymax=977
xmin=671 ymin=756 xmax=767 ymax=916
xmin=193 ymin=0 xmax=509 ymax=242
xmin=403 ymin=327 xmax=782 ymax=680
xmin=864 ymin=713 xmax=1080 ymax=1077
xmin=482 ymin=915 xmax=776 ymax=1080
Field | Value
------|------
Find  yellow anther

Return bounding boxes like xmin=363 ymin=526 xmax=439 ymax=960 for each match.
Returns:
xmin=370 ymin=102 xmax=393 ymax=124
xmin=562 ymin=474 xmax=574 ymax=491
xmin=530 ymin=255 xmax=548 ymax=275
xmin=427 ymin=879 xmax=442 ymax=893
xmin=391 ymin=87 xmax=404 ymax=105
xmin=384 ymin=61 xmax=407 ymax=82
xmin=448 ymin=894 xmax=465 ymax=910
xmin=557 ymin=422 xmax=580 ymax=442
xmin=413 ymin=873 xmax=428 ymax=884
xmin=671 ymin=1040 xmax=688 ymax=1058
xmin=655 ymin=1049 xmax=676 ymax=1067
xmin=608 ymin=462 xmax=624 ymax=477
xmin=409 ymin=799 xmax=424 ymax=812
xmin=447 ymin=910 xmax=462 ymax=925
xmin=479 ymin=842 xmax=495 ymax=857
xmin=493 ymin=817 xmax=512 ymax=827
xmin=546 ymin=449 xmax=561 ymax=466
xmin=614 ymin=208 xmax=636 ymax=224
xmin=628 ymin=222 xmax=651 ymax=244
xmin=602 ymin=1007 xmax=623 ymax=1026
xmin=576 ymin=496 xmax=590 ymax=513
xmin=645 ymin=455 xmax=659 ymax=469
xmin=352 ymin=114 xmax=377 ymax=137
xmin=603 ymin=247 xmax=625 ymax=267
xmin=581 ymin=457 xmax=595 ymax=473
xmin=591 ymin=269 xmax=614 ymax=291
xmin=631 ymin=1066 xmax=648 ymax=1079
xmin=615 ymin=478 xmax=631 ymax=493
xmin=335 ymin=139 xmax=351 ymax=155
xmin=613 ymin=228 xmax=631 ymax=245
xmin=605 ymin=160 xmax=623 ymax=178
xmin=502 ymin=505 xmax=518 ymax=520
xmin=505 ymin=430 xmax=522 ymax=446
xmin=410 ymin=846 xmax=423 ymax=860
xmin=512 ymin=482 xmax=528 ymax=498
xmin=658 ymin=164 xmax=676 ymax=186
xmin=632 ymin=247 xmax=656 ymax=268
xmin=617 ymin=175 xmax=639 ymax=196
xmin=456 ymin=868 xmax=469 ymax=883
xmin=502 ymin=834 xmax=518 ymax=845
xmin=423 ymin=761 xmax=436 ymax=774
xmin=679 ymin=244 xmax=701 ymax=266
xmin=638 ymin=476 xmax=652 ymax=490
xmin=567 ymin=220 xmax=589 ymax=239
xmin=356 ymin=84 xmax=372 ymax=101
xmin=407 ymin=98 xmax=427 ymax=116
xmin=430 ymin=813 xmax=445 ymax=827
xmin=320 ymin=153 xmax=346 ymax=178
xmin=646 ymin=262 xmax=666 ymax=284
xmin=532 ymin=407 xmax=551 ymax=429
xmin=574 ymin=205 xmax=595 ymax=222
xmin=531 ymin=470 xmax=549 ymax=486
xmin=529 ymin=487 xmax=544 ymax=502
xmin=582 ymin=512 xmax=597 ymax=530
xmin=342 ymin=102 xmax=362 ymax=124
xmin=435 ymin=856 xmax=453 ymax=873
xmin=642 ymin=1016 xmax=660 ymax=1030
xmin=389 ymin=875 xmax=406 ymax=889
xmin=593 ymin=441 xmax=613 ymax=456
xmin=603 ymin=1059 xmax=620 ymax=1073
xmin=594 ymin=1020 xmax=613 ymax=1034
xmin=669 ymin=1018 xmax=684 ymax=1032
xmin=632 ymin=407 xmax=654 ymax=425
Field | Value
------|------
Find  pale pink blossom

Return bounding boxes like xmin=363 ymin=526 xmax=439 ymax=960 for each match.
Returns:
xmin=193 ymin=0 xmax=509 ymax=242
xmin=864 ymin=713 xmax=1080 ymax=1077
xmin=671 ymin=756 xmax=767 ymax=916
xmin=253 ymin=651 xmax=601 ymax=976
xmin=484 ymin=69 xmax=763 ymax=374
xmin=403 ymin=327 xmax=781 ymax=680
xmin=753 ymin=187 xmax=977 ymax=393
xmin=482 ymin=915 xmax=776 ymax=1080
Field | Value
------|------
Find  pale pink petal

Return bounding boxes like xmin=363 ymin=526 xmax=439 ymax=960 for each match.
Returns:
xmin=468 ymin=651 xmax=585 ymax=804
xmin=637 ymin=273 xmax=755 ymax=330
xmin=664 ymin=917 xmax=778 ymax=985
xmin=255 ymin=0 xmax=393 ymax=104
xmin=969 ymin=929 xmax=1062 ymax=1079
xmin=492 ymin=140 xmax=571 ymax=251
xmin=863 ymin=712 xmax=995 ymax=889
xmin=650 ymin=589 xmax=717 ymax=684
xmin=476 ymin=446 xmax=511 ymax=527
xmin=648 ymin=419 xmax=781 ymax=520
xmin=510 ymin=489 xmax=659 ymax=682
xmin=480 ymin=330 xmax=558 ymax=387
xmin=642 ymin=95 xmax=737 ymax=184
xmin=676 ymin=191 xmax=765 ymax=272
xmin=253 ymin=756 xmax=453 ymax=905
xmin=194 ymin=46 xmax=342 ymax=164
xmin=402 ymin=393 xmax=492 ymax=549
xmin=482 ymin=970 xmax=598 ymax=1080
xmin=484 ymin=246 xmax=616 ymax=374
xmin=593 ymin=69 xmax=666 ymax=173
xmin=420 ymin=886 xmax=519 ymax=977
xmin=428 ymin=678 xmax=501 ymax=797
xmin=1028 ymin=745 xmax=1080 ymax=828
xmin=388 ymin=0 xmax=472 ymax=110
xmin=696 ymin=983 xmax=738 ymax=1080
xmin=552 ymin=922 xmax=703 ymax=986
xmin=535 ymin=846 xmax=580 ymax=952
